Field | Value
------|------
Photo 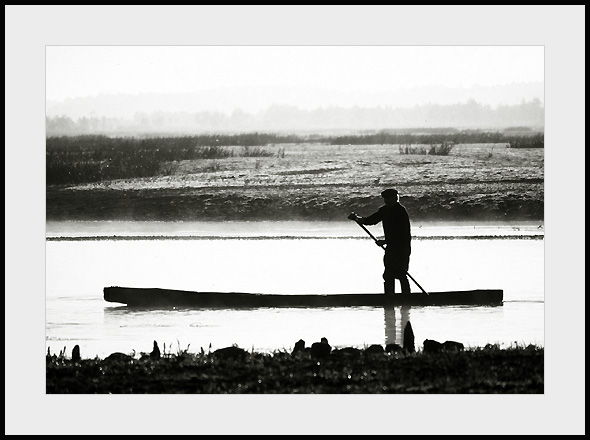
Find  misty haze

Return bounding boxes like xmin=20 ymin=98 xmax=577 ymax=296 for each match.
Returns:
xmin=46 ymin=82 xmax=544 ymax=135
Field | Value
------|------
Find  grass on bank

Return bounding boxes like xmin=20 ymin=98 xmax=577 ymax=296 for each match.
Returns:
xmin=45 ymin=132 xmax=543 ymax=185
xmin=46 ymin=140 xmax=276 ymax=185
xmin=46 ymin=343 xmax=544 ymax=394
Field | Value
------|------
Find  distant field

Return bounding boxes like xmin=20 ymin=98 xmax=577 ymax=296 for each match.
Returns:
xmin=46 ymin=141 xmax=544 ymax=222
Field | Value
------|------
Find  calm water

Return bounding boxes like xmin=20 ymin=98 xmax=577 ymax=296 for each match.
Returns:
xmin=46 ymin=221 xmax=544 ymax=359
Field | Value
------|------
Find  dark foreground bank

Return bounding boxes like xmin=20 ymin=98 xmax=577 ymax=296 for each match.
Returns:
xmin=46 ymin=343 xmax=543 ymax=394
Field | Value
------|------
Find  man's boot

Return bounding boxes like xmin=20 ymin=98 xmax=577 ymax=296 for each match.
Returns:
xmin=384 ymin=280 xmax=395 ymax=295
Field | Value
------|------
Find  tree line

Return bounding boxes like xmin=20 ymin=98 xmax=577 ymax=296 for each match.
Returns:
xmin=46 ymin=99 xmax=544 ymax=135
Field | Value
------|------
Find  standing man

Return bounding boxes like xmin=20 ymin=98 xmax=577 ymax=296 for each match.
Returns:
xmin=348 ymin=188 xmax=412 ymax=294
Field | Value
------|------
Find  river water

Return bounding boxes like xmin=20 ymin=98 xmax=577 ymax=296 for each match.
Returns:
xmin=45 ymin=220 xmax=544 ymax=359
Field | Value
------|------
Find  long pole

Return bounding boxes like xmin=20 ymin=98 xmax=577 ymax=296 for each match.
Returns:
xmin=353 ymin=219 xmax=429 ymax=295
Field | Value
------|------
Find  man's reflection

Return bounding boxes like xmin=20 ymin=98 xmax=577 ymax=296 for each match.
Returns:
xmin=384 ymin=305 xmax=410 ymax=346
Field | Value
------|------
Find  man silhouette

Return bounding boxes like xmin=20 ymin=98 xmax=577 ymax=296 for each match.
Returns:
xmin=348 ymin=188 xmax=412 ymax=294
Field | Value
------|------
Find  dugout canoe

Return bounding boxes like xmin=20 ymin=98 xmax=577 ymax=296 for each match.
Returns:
xmin=103 ymin=286 xmax=503 ymax=308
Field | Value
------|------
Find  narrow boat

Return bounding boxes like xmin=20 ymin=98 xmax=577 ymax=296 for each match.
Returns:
xmin=104 ymin=286 xmax=503 ymax=308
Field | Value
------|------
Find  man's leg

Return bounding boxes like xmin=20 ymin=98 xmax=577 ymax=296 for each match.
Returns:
xmin=383 ymin=250 xmax=396 ymax=294
xmin=399 ymin=274 xmax=411 ymax=295
xmin=384 ymin=279 xmax=395 ymax=295
xmin=396 ymin=252 xmax=411 ymax=294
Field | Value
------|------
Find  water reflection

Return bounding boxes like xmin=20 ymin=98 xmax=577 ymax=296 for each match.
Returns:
xmin=384 ymin=305 xmax=411 ymax=346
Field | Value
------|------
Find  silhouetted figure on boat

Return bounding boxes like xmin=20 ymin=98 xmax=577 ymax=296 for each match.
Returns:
xmin=348 ymin=188 xmax=412 ymax=295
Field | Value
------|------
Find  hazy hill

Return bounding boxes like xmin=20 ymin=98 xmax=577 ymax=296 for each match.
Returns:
xmin=46 ymin=82 xmax=544 ymax=118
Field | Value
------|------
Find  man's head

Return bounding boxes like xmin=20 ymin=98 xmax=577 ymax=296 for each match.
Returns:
xmin=381 ymin=188 xmax=399 ymax=205
xmin=381 ymin=188 xmax=399 ymax=203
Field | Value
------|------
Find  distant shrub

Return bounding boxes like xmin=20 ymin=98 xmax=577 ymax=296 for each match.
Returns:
xmin=429 ymin=141 xmax=454 ymax=156
xmin=241 ymin=146 xmax=275 ymax=157
xmin=399 ymin=142 xmax=454 ymax=156
xmin=399 ymin=144 xmax=412 ymax=154
xmin=508 ymin=133 xmax=544 ymax=148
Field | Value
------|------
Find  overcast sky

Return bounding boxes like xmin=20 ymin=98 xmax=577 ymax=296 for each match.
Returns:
xmin=46 ymin=45 xmax=544 ymax=109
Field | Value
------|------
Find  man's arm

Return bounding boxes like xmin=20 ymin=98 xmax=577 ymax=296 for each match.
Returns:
xmin=348 ymin=209 xmax=382 ymax=226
